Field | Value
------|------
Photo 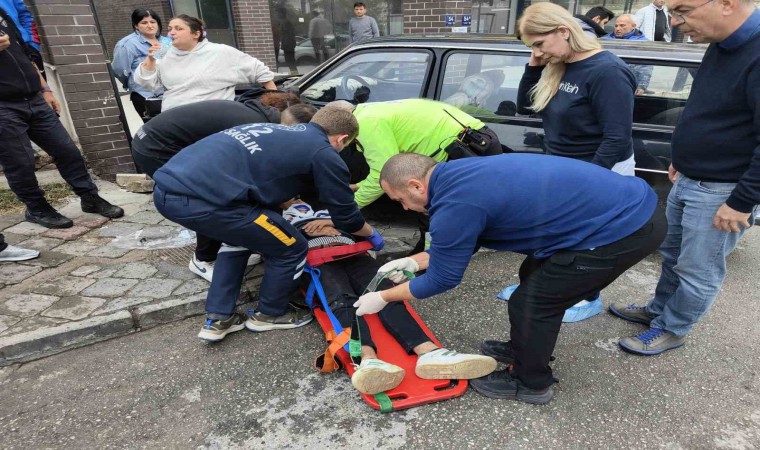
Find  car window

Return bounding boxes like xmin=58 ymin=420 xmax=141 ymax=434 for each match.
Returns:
xmin=301 ymin=51 xmax=431 ymax=103
xmin=439 ymin=52 xmax=529 ymax=116
xmin=629 ymin=63 xmax=698 ymax=127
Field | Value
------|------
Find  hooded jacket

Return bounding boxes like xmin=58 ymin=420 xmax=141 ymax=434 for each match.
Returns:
xmin=0 ymin=7 xmax=40 ymax=100
xmin=574 ymin=15 xmax=607 ymax=38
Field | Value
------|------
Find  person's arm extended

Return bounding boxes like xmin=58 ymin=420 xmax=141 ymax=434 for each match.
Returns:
xmin=588 ymin=66 xmax=636 ymax=169
xmin=353 ymin=120 xmax=399 ymax=208
xmin=37 ymin=66 xmax=60 ymax=114
xmin=237 ymin=48 xmax=276 ymax=90
xmin=516 ymin=60 xmax=545 ymax=115
xmin=134 ymin=43 xmax=163 ymax=91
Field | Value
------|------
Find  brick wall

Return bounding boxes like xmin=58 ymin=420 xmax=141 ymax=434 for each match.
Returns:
xmin=231 ymin=0 xmax=276 ymax=69
xmin=403 ymin=0 xmax=472 ymax=34
xmin=30 ymin=0 xmax=134 ymax=180
xmin=91 ymin=0 xmax=173 ymax=59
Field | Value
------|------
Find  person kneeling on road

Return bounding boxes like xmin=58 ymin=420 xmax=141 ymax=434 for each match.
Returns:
xmin=284 ymin=200 xmax=496 ymax=394
xmin=152 ymin=107 xmax=384 ymax=341
xmin=353 ymin=153 xmax=666 ymax=405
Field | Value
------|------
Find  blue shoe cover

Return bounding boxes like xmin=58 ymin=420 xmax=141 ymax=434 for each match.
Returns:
xmin=496 ymin=284 xmax=519 ymax=301
xmin=562 ymin=296 xmax=603 ymax=323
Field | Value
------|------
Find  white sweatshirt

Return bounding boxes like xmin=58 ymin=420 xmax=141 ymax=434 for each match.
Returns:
xmin=133 ymin=40 xmax=275 ymax=112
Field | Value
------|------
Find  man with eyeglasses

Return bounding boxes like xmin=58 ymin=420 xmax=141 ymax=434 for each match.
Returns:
xmin=609 ymin=0 xmax=760 ymax=355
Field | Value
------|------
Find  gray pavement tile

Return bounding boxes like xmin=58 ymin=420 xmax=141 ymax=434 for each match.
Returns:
xmin=55 ymin=202 xmax=88 ymax=220
xmin=87 ymin=245 xmax=132 ymax=259
xmin=41 ymin=296 xmax=107 ymax=320
xmin=98 ymin=222 xmax=144 ymax=238
xmin=0 ymin=293 xmax=60 ymax=318
xmin=0 ymin=214 xmax=23 ymax=232
xmin=89 ymin=267 xmax=119 ymax=279
xmin=80 ymin=278 xmax=139 ymax=298
xmin=123 ymin=211 xmax=164 ymax=225
xmin=54 ymin=240 xmax=102 ymax=256
xmin=0 ymin=264 xmax=43 ymax=284
xmin=172 ymin=279 xmax=209 ymax=296
xmin=70 ymin=265 xmax=102 ymax=277
xmin=158 ymin=219 xmax=177 ymax=226
xmin=0 ymin=315 xmax=21 ymax=334
xmin=113 ymin=262 xmax=158 ymax=279
xmin=98 ymin=189 xmax=153 ymax=206
xmin=40 ymin=226 xmax=91 ymax=241
xmin=17 ymin=251 xmax=74 ymax=268
xmin=0 ymin=232 xmax=25 ymax=245
xmin=0 ymin=315 xmax=67 ymax=337
xmin=16 ymin=236 xmax=64 ymax=252
xmin=154 ymin=262 xmax=197 ymax=281
xmin=93 ymin=297 xmax=154 ymax=315
xmin=128 ymin=279 xmax=183 ymax=299
xmin=3 ymin=221 xmax=48 ymax=236
xmin=30 ymin=276 xmax=97 ymax=297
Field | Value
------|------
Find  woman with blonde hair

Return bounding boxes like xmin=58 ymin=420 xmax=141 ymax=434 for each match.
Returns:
xmin=496 ymin=3 xmax=638 ymax=325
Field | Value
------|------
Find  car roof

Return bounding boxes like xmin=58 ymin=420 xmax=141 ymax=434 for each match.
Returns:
xmin=344 ymin=34 xmax=706 ymax=64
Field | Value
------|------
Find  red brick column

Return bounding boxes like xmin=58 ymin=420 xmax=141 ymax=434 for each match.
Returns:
xmin=30 ymin=0 xmax=134 ymax=180
xmin=403 ymin=0 xmax=472 ymax=34
xmin=231 ymin=0 xmax=276 ymax=69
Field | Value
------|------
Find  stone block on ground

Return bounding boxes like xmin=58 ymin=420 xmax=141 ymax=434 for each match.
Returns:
xmin=30 ymin=276 xmax=97 ymax=297
xmin=70 ymin=265 xmax=102 ymax=277
xmin=122 ymin=210 xmax=163 ymax=225
xmin=74 ymin=216 xmax=110 ymax=229
xmin=0 ymin=316 xmax=66 ymax=337
xmin=154 ymin=262 xmax=197 ymax=281
xmin=87 ymin=245 xmax=131 ymax=259
xmin=41 ymin=296 xmax=107 ymax=320
xmin=0 ymin=214 xmax=23 ymax=232
xmin=138 ymin=226 xmax=176 ymax=241
xmin=128 ymin=278 xmax=182 ymax=299
xmin=116 ymin=173 xmax=150 ymax=187
xmin=93 ymin=297 xmax=154 ymax=315
xmin=98 ymin=222 xmax=144 ymax=238
xmin=16 ymin=236 xmax=63 ymax=252
xmin=172 ymin=279 xmax=209 ymax=296
xmin=113 ymin=262 xmax=158 ymax=279
xmin=3 ymin=221 xmax=48 ymax=236
xmin=54 ymin=240 xmax=102 ymax=256
xmin=0 ymin=264 xmax=42 ymax=284
xmin=80 ymin=278 xmax=139 ymax=297
xmin=17 ymin=251 xmax=74 ymax=268
xmin=40 ymin=226 xmax=91 ymax=241
xmin=125 ymin=180 xmax=154 ymax=193
xmin=0 ymin=310 xmax=134 ymax=365
xmin=0 ymin=315 xmax=21 ymax=334
xmin=0 ymin=293 xmax=60 ymax=318
xmin=134 ymin=293 xmax=206 ymax=330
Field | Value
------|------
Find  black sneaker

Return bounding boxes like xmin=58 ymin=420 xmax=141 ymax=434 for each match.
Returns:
xmin=481 ymin=340 xmax=555 ymax=365
xmin=25 ymin=205 xmax=73 ymax=229
xmin=197 ymin=313 xmax=246 ymax=342
xmin=245 ymin=304 xmax=313 ymax=332
xmin=80 ymin=192 xmax=124 ymax=218
xmin=470 ymin=368 xmax=555 ymax=405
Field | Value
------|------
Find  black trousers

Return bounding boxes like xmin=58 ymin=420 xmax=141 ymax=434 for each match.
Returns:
xmin=0 ymin=233 xmax=7 ymax=253
xmin=317 ymin=254 xmax=430 ymax=353
xmin=0 ymin=95 xmax=97 ymax=210
xmin=311 ymin=37 xmax=329 ymax=63
xmin=129 ymin=92 xmax=150 ymax=123
xmin=509 ymin=206 xmax=667 ymax=389
xmin=131 ymin=148 xmax=222 ymax=261
xmin=283 ymin=51 xmax=297 ymax=72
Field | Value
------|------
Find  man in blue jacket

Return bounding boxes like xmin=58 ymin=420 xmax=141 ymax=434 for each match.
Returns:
xmin=352 ymin=153 xmax=666 ymax=404
xmin=153 ymin=107 xmax=384 ymax=342
xmin=0 ymin=0 xmax=43 ymax=75
xmin=603 ymin=14 xmax=653 ymax=95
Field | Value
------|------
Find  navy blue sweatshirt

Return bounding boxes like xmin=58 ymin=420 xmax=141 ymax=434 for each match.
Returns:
xmin=409 ymin=154 xmax=657 ymax=299
xmin=671 ymin=9 xmax=760 ymax=213
xmin=0 ymin=7 xmax=40 ymax=100
xmin=517 ymin=51 xmax=636 ymax=169
xmin=153 ymin=123 xmax=366 ymax=234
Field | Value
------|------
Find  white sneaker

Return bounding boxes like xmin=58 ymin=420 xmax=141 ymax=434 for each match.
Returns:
xmin=247 ymin=253 xmax=262 ymax=266
xmin=351 ymin=358 xmax=405 ymax=395
xmin=415 ymin=348 xmax=497 ymax=380
xmin=0 ymin=245 xmax=40 ymax=262
xmin=189 ymin=254 xmax=214 ymax=282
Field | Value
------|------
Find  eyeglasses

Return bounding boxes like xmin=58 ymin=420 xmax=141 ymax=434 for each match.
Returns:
xmin=671 ymin=0 xmax=714 ymax=25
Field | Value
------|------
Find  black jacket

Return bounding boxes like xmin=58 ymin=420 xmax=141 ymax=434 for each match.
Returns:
xmin=574 ymin=15 xmax=608 ymax=38
xmin=0 ymin=7 xmax=40 ymax=100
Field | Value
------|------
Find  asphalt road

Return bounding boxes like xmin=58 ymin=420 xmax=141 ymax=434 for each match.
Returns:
xmin=1 ymin=227 xmax=759 ymax=450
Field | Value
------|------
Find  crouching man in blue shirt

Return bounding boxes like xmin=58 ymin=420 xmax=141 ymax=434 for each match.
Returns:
xmin=352 ymin=153 xmax=666 ymax=404
xmin=152 ymin=108 xmax=384 ymax=342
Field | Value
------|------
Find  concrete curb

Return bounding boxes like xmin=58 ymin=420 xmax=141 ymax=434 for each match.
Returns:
xmin=0 ymin=310 xmax=135 ymax=366
xmin=134 ymin=293 xmax=206 ymax=330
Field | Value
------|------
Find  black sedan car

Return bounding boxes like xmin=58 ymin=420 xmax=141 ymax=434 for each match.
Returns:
xmin=281 ymin=34 xmax=705 ymax=194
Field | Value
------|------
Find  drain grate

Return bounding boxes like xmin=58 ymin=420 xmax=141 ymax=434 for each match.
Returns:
xmin=148 ymin=245 xmax=195 ymax=266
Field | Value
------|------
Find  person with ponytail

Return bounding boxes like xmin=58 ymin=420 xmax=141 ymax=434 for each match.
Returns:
xmin=134 ymin=14 xmax=277 ymax=112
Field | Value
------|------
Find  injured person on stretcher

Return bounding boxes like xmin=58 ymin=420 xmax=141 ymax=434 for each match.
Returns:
xmin=284 ymin=200 xmax=497 ymax=395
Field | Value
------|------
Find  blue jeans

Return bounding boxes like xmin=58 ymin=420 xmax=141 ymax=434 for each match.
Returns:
xmin=647 ymin=176 xmax=755 ymax=336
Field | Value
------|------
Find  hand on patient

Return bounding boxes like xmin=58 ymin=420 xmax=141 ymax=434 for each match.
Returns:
xmin=353 ymin=291 xmax=388 ymax=316
xmin=304 ymin=223 xmax=341 ymax=237
xmin=378 ymin=257 xmax=419 ymax=283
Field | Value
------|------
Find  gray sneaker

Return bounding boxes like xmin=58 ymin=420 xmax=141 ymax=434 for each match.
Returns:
xmin=619 ymin=328 xmax=686 ymax=355
xmin=0 ymin=245 xmax=40 ymax=262
xmin=245 ymin=305 xmax=313 ymax=332
xmin=609 ymin=302 xmax=654 ymax=325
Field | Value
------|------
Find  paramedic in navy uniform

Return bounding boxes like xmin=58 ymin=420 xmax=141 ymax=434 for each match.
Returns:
xmin=152 ymin=107 xmax=384 ymax=341
xmin=353 ymin=153 xmax=666 ymax=405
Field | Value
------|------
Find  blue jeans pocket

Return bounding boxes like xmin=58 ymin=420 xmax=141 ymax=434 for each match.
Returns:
xmin=696 ymin=181 xmax=735 ymax=195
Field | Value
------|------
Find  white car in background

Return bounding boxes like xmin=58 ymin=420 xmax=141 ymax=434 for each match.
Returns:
xmin=278 ymin=34 xmax=350 ymax=66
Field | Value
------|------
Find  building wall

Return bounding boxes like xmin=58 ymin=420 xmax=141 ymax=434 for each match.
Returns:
xmin=231 ymin=0 xmax=276 ymax=69
xmin=403 ymin=0 xmax=472 ymax=34
xmin=30 ymin=0 xmax=135 ymax=180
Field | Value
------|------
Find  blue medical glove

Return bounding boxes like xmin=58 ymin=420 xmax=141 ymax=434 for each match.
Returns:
xmin=367 ymin=228 xmax=384 ymax=251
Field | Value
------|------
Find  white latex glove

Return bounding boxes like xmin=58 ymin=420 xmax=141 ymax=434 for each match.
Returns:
xmin=378 ymin=257 xmax=419 ymax=283
xmin=353 ymin=291 xmax=388 ymax=316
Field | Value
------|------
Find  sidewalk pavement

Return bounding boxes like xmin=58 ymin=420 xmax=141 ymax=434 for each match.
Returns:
xmin=0 ymin=177 xmax=418 ymax=366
